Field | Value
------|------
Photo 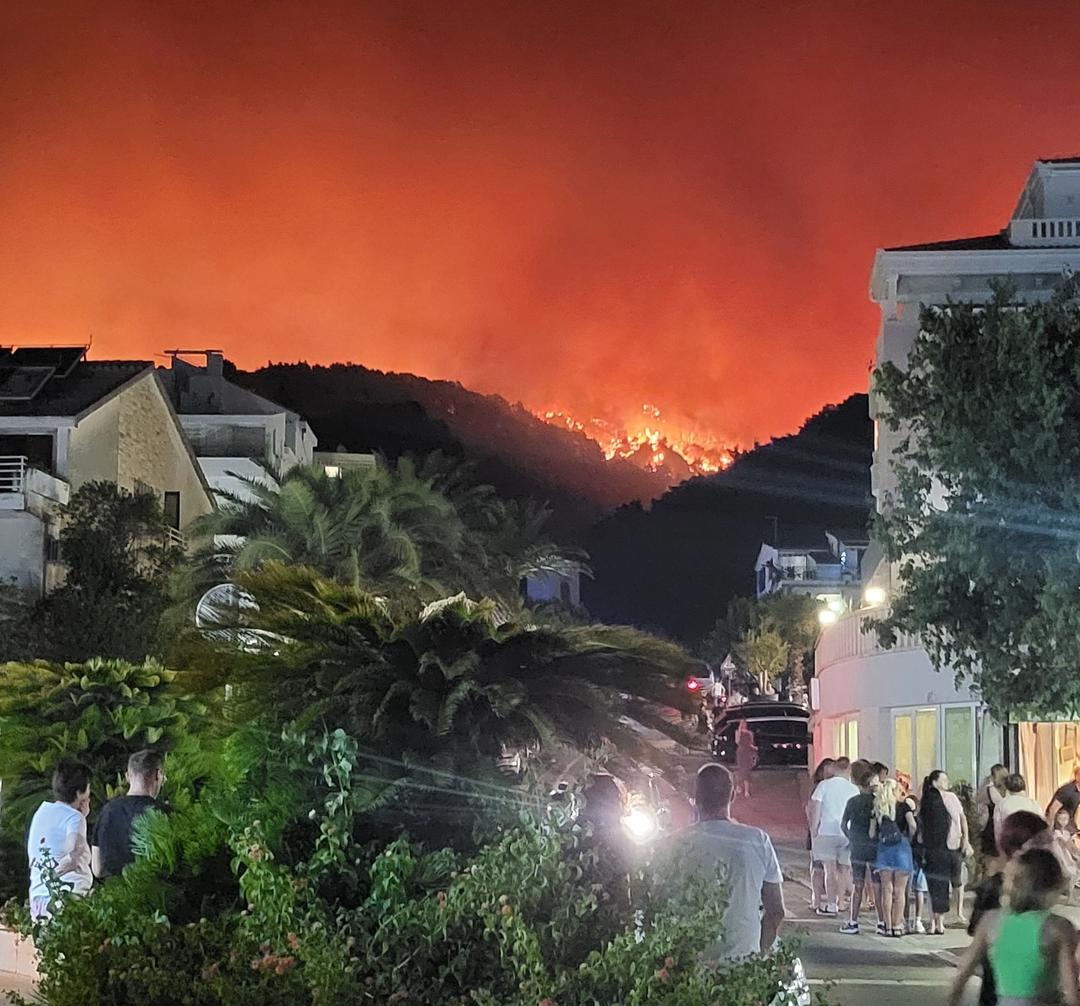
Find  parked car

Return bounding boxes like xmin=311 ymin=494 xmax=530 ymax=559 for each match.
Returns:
xmin=710 ymin=700 xmax=809 ymax=767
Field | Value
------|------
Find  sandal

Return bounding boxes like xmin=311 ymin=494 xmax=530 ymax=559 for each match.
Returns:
xmin=891 ymin=928 xmax=904 ymax=938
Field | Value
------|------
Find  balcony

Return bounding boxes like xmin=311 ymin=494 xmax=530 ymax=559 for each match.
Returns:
xmin=815 ymin=607 xmax=920 ymax=673
xmin=0 ymin=456 xmax=69 ymax=513
xmin=1009 ymin=217 xmax=1080 ymax=247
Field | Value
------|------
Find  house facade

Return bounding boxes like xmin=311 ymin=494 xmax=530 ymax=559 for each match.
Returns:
xmin=814 ymin=158 xmax=1080 ymax=796
xmin=159 ymin=350 xmax=318 ymax=505
xmin=754 ymin=530 xmax=868 ymax=611
xmin=0 ymin=349 xmax=214 ymax=594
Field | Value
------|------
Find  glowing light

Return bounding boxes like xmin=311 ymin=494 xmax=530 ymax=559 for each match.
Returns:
xmin=622 ymin=806 xmax=658 ymax=843
xmin=818 ymin=609 xmax=838 ymax=627
xmin=827 ymin=599 xmax=845 ymax=613
xmin=686 ymin=678 xmax=701 ymax=692
xmin=863 ymin=586 xmax=887 ymax=607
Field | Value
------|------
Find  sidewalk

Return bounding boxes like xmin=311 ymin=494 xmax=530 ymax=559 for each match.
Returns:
xmin=776 ymin=840 xmax=1080 ymax=965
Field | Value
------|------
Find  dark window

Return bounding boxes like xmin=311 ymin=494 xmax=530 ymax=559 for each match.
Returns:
xmin=45 ymin=536 xmax=61 ymax=562
xmin=163 ymin=491 xmax=181 ymax=530
xmin=559 ymin=580 xmax=572 ymax=605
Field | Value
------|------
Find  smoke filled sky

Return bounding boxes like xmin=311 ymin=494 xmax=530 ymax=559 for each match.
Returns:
xmin=4 ymin=2 xmax=1080 ymax=447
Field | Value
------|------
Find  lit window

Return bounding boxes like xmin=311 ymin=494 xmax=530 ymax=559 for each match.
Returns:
xmin=324 ymin=466 xmax=341 ymax=478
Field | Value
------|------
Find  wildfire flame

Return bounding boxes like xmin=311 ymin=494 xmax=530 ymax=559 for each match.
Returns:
xmin=538 ymin=403 xmax=734 ymax=478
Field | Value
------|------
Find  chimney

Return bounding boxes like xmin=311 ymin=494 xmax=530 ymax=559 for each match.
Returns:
xmin=206 ymin=351 xmax=224 ymax=379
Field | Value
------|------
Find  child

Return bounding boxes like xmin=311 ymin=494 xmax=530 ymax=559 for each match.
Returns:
xmin=951 ymin=847 xmax=1078 ymax=1006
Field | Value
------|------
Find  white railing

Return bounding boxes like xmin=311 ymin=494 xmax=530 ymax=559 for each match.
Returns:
xmin=164 ymin=525 xmax=186 ymax=549
xmin=1010 ymin=217 xmax=1080 ymax=246
xmin=815 ymin=606 xmax=921 ymax=673
xmin=0 ymin=455 xmax=27 ymax=493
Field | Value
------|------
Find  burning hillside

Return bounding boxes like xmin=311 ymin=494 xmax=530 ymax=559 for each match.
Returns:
xmin=539 ymin=403 xmax=734 ymax=481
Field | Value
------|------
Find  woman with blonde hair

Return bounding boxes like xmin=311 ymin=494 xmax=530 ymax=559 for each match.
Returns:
xmin=950 ymin=847 xmax=1078 ymax=1006
xmin=871 ymin=777 xmax=915 ymax=937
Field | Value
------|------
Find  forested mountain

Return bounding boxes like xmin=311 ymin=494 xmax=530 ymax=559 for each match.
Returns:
xmin=233 ymin=362 xmax=668 ymax=536
xmin=584 ymin=395 xmax=873 ymax=643
xmin=234 ymin=362 xmax=870 ymax=644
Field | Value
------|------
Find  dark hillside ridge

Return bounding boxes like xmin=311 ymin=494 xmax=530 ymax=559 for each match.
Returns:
xmin=233 ymin=362 xmax=668 ymax=537
xmin=584 ymin=394 xmax=872 ymax=642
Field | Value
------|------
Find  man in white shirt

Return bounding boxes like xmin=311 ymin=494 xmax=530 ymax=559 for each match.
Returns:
xmin=995 ymin=773 xmax=1044 ymax=836
xmin=671 ymin=763 xmax=785 ymax=963
xmin=26 ymin=760 xmax=93 ymax=919
xmin=808 ymin=756 xmax=858 ymax=916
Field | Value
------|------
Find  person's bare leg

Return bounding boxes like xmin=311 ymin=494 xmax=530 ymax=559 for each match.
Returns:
xmin=873 ymin=875 xmax=885 ymax=927
xmin=893 ymin=873 xmax=909 ymax=933
xmin=839 ymin=864 xmax=853 ymax=911
xmin=811 ymin=862 xmax=826 ymax=909
xmin=954 ymin=879 xmax=967 ymax=925
xmin=822 ymin=859 xmax=838 ymax=911
xmin=879 ymin=872 xmax=894 ymax=931
xmin=849 ymin=873 xmax=864 ymax=923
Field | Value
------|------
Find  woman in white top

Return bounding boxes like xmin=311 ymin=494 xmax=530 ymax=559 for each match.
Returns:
xmin=26 ymin=760 xmax=93 ymax=919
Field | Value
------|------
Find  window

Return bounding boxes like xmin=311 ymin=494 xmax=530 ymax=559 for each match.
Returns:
xmin=163 ymin=491 xmax=181 ymax=530
xmin=944 ymin=706 xmax=975 ymax=785
xmin=832 ymin=716 xmax=858 ymax=760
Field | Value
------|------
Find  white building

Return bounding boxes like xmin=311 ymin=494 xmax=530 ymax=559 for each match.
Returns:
xmin=0 ymin=348 xmax=214 ymax=594
xmin=814 ymin=158 xmax=1080 ymax=795
xmin=159 ymin=350 xmax=318 ymax=504
xmin=754 ymin=530 xmax=867 ymax=610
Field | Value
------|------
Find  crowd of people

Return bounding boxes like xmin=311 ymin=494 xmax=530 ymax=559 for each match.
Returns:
xmin=803 ymin=754 xmax=1080 ymax=1006
xmin=807 ymin=756 xmax=973 ymax=936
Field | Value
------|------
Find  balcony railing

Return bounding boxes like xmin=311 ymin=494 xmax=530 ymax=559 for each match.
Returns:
xmin=164 ymin=525 xmax=186 ymax=549
xmin=0 ymin=456 xmax=27 ymax=493
xmin=815 ymin=607 xmax=921 ymax=673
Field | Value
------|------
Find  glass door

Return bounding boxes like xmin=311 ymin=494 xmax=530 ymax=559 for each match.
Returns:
xmin=893 ymin=707 xmax=939 ymax=789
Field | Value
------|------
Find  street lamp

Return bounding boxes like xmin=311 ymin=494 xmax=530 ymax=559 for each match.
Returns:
xmin=863 ymin=585 xmax=887 ymax=607
xmin=818 ymin=608 xmax=838 ymax=627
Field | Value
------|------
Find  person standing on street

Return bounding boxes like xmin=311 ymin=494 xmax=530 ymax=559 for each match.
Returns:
xmin=807 ymin=758 xmax=835 ymax=912
xmin=809 ymin=756 xmax=858 ymax=918
xmin=839 ymin=760 xmax=883 ymax=935
xmin=979 ymin=764 xmax=1008 ymax=856
xmin=670 ymin=763 xmax=786 ymax=964
xmin=872 ymin=777 xmax=915 ymax=938
xmin=968 ymin=810 xmax=1052 ymax=1006
xmin=734 ymin=720 xmax=758 ymax=799
xmin=1046 ymin=766 xmax=1080 ymax=830
xmin=995 ymin=774 xmax=1043 ymax=841
xmin=91 ymin=749 xmax=167 ymax=879
xmin=920 ymin=770 xmax=972 ymax=933
xmin=26 ymin=760 xmax=94 ymax=919
xmin=950 ymin=847 xmax=1078 ymax=1006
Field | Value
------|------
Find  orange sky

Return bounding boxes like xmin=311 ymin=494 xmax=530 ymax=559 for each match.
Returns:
xmin=4 ymin=1 xmax=1080 ymax=447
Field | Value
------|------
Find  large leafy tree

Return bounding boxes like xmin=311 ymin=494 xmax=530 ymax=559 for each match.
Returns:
xmin=0 ymin=481 xmax=180 ymax=662
xmin=874 ymin=281 xmax=1080 ymax=717
xmin=701 ymin=592 xmax=821 ymax=697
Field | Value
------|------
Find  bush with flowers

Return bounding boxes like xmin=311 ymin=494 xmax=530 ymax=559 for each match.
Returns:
xmin=5 ymin=721 xmax=809 ymax=1006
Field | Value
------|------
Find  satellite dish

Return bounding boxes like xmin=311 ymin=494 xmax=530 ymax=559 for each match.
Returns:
xmin=195 ymin=583 xmax=277 ymax=652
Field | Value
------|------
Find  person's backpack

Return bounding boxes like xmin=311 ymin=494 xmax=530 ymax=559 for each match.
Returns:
xmin=878 ymin=813 xmax=902 ymax=847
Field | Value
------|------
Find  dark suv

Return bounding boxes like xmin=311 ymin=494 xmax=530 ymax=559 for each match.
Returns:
xmin=710 ymin=701 xmax=810 ymax=767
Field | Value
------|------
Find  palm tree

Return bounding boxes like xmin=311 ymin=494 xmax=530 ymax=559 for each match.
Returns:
xmin=414 ymin=453 xmax=589 ymax=606
xmin=198 ymin=564 xmax=698 ymax=785
xmin=188 ymin=455 xmax=587 ymax=614
xmin=188 ymin=459 xmax=467 ymax=600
